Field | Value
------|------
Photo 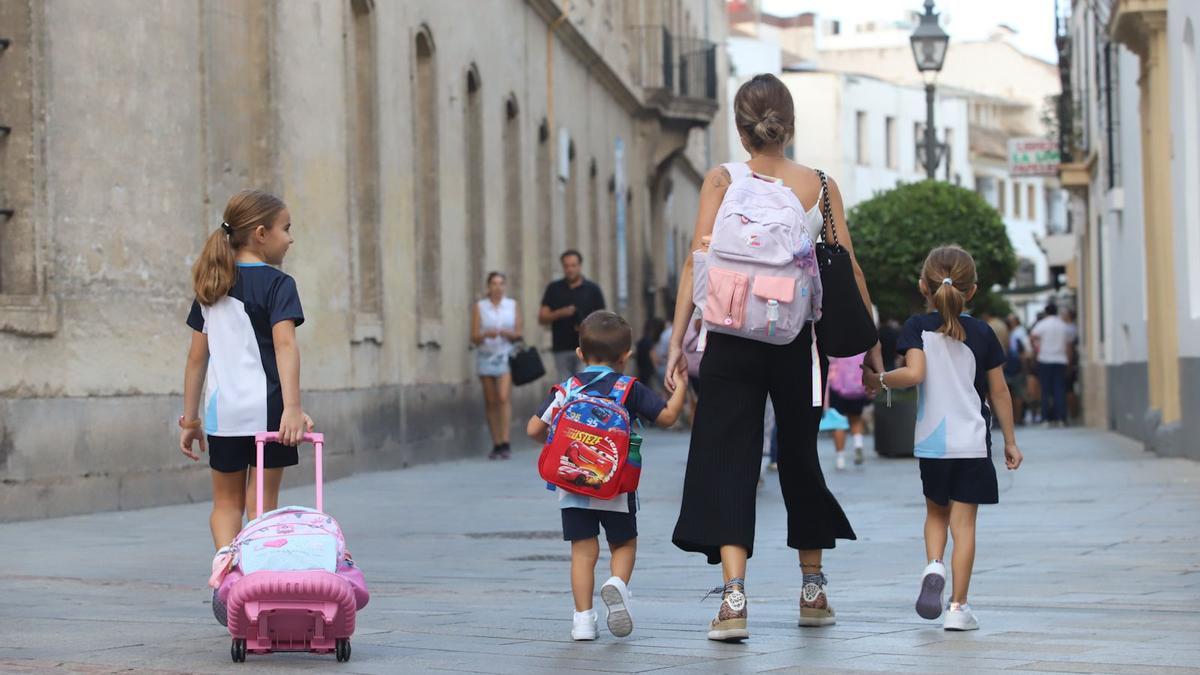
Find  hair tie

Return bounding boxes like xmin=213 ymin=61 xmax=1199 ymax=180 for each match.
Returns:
xmin=221 ymin=222 xmax=232 ymax=235
xmin=942 ymin=277 xmax=953 ymax=286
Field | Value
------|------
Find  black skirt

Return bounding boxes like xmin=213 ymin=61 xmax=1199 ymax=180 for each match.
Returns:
xmin=672 ymin=326 xmax=857 ymax=564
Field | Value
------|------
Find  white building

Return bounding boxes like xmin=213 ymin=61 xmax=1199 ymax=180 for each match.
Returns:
xmin=780 ymin=71 xmax=971 ymax=210
xmin=1058 ymin=0 xmax=1200 ymax=458
xmin=815 ymin=15 xmax=1066 ymax=320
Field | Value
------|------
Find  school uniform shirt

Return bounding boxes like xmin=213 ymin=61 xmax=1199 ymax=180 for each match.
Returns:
xmin=537 ymin=367 xmax=667 ymax=513
xmin=186 ymin=262 xmax=305 ymax=437
xmin=897 ymin=313 xmax=1006 ymax=459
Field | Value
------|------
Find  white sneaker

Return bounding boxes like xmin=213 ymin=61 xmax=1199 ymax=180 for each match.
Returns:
xmin=571 ymin=609 xmax=598 ymax=640
xmin=835 ymin=453 xmax=846 ymax=470
xmin=600 ymin=576 xmax=634 ymax=638
xmin=943 ymin=602 xmax=979 ymax=631
xmin=915 ymin=561 xmax=946 ymax=620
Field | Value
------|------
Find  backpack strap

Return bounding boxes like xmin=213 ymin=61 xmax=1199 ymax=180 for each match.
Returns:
xmin=609 ymin=375 xmax=636 ymax=406
xmin=722 ymin=162 xmax=752 ymax=183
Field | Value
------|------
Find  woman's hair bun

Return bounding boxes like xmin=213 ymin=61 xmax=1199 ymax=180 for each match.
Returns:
xmin=753 ymin=109 xmax=787 ymax=145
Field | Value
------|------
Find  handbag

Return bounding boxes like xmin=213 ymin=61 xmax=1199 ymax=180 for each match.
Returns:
xmin=813 ymin=169 xmax=878 ymax=358
xmin=508 ymin=342 xmax=546 ymax=386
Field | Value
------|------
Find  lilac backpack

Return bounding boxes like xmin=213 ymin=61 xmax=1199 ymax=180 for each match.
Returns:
xmin=693 ymin=162 xmax=822 ymax=345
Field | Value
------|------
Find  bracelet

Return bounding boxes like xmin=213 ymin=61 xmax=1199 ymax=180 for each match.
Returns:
xmin=178 ymin=415 xmax=202 ymax=431
xmin=878 ymin=372 xmax=892 ymax=408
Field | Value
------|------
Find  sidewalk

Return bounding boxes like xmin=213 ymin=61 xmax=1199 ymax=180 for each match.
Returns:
xmin=2 ymin=425 xmax=1198 ymax=673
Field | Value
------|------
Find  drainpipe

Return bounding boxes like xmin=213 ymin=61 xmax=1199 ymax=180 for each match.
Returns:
xmin=547 ymin=0 xmax=570 ymax=137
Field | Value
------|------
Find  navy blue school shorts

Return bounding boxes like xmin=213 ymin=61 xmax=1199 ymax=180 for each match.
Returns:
xmin=919 ymin=456 xmax=999 ymax=506
xmin=207 ymin=435 xmax=299 ymax=474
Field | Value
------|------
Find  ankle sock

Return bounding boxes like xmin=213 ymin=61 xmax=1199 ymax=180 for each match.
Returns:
xmin=852 ymin=433 xmax=863 ymax=449
xmin=802 ymin=572 xmax=826 ymax=586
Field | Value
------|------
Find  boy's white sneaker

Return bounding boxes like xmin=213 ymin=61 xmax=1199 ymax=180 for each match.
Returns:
xmin=943 ymin=602 xmax=979 ymax=631
xmin=572 ymin=609 xmax=598 ymax=640
xmin=915 ymin=560 xmax=946 ymax=620
xmin=600 ymin=576 xmax=634 ymax=637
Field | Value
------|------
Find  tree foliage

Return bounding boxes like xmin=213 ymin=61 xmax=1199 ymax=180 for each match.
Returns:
xmin=848 ymin=180 xmax=1017 ymax=321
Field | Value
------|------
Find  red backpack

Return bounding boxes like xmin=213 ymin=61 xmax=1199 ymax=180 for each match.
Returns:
xmin=538 ymin=373 xmax=642 ymax=500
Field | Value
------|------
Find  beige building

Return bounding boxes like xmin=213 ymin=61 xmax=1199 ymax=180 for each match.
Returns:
xmin=1058 ymin=0 xmax=1199 ymax=458
xmin=0 ymin=0 xmax=729 ymax=521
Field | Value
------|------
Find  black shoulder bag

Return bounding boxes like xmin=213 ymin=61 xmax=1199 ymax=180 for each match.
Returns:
xmin=508 ymin=342 xmax=546 ymax=386
xmin=813 ymin=169 xmax=878 ymax=357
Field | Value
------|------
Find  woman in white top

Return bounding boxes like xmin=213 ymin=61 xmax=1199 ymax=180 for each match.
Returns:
xmin=471 ymin=271 xmax=522 ymax=459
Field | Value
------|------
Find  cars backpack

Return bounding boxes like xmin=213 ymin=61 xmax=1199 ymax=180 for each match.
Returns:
xmin=538 ymin=372 xmax=641 ymax=500
xmin=693 ymin=162 xmax=823 ymax=345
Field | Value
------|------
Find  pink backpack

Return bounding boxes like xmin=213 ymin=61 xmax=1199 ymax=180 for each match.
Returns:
xmin=828 ymin=353 xmax=869 ymax=399
xmin=693 ymin=162 xmax=822 ymax=345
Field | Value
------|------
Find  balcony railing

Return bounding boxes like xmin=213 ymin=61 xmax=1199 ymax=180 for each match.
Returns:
xmin=628 ymin=26 xmax=717 ymax=104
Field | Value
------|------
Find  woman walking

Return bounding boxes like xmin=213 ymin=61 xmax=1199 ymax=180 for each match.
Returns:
xmin=471 ymin=271 xmax=522 ymax=459
xmin=665 ymin=74 xmax=882 ymax=641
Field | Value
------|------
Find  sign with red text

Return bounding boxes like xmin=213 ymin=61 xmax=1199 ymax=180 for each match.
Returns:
xmin=1008 ymin=138 xmax=1061 ymax=176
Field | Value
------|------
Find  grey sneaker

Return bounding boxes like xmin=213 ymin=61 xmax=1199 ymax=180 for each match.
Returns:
xmin=915 ymin=561 xmax=946 ymax=620
xmin=600 ymin=576 xmax=634 ymax=638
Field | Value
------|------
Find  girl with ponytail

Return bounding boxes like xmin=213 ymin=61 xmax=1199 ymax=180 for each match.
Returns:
xmin=178 ymin=189 xmax=314 ymax=626
xmin=862 ymin=245 xmax=1023 ymax=632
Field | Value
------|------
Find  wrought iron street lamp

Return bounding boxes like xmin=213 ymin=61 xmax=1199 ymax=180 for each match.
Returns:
xmin=910 ymin=0 xmax=949 ymax=179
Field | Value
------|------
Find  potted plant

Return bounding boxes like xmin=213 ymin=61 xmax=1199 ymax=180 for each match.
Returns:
xmin=849 ymin=180 xmax=1017 ymax=457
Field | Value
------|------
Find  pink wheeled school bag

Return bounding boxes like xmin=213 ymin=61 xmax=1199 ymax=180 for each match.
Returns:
xmin=209 ymin=432 xmax=369 ymax=663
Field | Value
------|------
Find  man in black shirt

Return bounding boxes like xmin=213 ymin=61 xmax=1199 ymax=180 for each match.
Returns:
xmin=540 ymin=250 xmax=606 ymax=380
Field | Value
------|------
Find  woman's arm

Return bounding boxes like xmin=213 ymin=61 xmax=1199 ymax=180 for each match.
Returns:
xmin=824 ymin=175 xmax=884 ymax=372
xmin=505 ymin=301 xmax=522 ymax=342
xmin=272 ymin=320 xmax=309 ymax=446
xmin=470 ymin=303 xmax=485 ymax=345
xmin=665 ymin=166 xmax=731 ymax=392
xmin=179 ymin=330 xmax=209 ymax=460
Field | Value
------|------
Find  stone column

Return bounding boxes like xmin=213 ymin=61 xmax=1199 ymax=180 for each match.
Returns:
xmin=1111 ymin=1 xmax=1183 ymax=430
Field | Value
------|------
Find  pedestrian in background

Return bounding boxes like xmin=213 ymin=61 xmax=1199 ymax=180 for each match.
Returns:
xmin=177 ymin=189 xmax=314 ymax=625
xmin=1031 ymin=303 xmax=1074 ymax=427
xmin=471 ymin=271 xmax=522 ymax=460
xmin=863 ymin=245 xmax=1023 ymax=632
xmin=539 ymin=250 xmax=606 ymax=380
xmin=827 ymin=353 xmax=871 ymax=469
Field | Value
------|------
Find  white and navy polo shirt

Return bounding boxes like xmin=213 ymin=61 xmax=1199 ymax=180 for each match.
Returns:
xmin=897 ymin=313 xmax=1006 ymax=459
xmin=186 ymin=263 xmax=305 ymax=437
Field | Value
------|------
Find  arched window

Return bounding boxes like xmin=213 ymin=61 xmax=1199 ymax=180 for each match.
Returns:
xmin=349 ymin=0 xmax=382 ymax=319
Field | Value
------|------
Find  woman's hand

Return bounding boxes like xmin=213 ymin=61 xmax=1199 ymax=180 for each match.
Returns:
xmin=179 ymin=425 xmax=206 ymax=461
xmin=279 ymin=407 xmax=310 ymax=446
xmin=860 ymin=363 xmax=881 ymax=394
xmin=664 ymin=343 xmax=684 ymax=393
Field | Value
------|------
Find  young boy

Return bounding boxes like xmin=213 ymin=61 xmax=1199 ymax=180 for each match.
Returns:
xmin=527 ymin=311 xmax=687 ymax=641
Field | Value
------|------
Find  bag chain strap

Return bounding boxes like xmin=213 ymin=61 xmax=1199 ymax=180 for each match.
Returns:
xmin=815 ymin=169 xmax=838 ymax=248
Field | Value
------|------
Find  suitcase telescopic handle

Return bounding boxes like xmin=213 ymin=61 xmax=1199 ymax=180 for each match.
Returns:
xmin=253 ymin=432 xmax=325 ymax=515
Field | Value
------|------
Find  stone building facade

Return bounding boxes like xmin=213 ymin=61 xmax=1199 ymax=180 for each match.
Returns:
xmin=0 ymin=0 xmax=728 ymax=520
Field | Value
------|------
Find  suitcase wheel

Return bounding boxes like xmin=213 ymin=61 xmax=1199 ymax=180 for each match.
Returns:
xmin=336 ymin=638 xmax=351 ymax=662
xmin=231 ymin=638 xmax=246 ymax=663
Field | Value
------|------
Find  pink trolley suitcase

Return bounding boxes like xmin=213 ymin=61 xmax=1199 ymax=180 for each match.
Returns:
xmin=216 ymin=432 xmax=369 ymax=663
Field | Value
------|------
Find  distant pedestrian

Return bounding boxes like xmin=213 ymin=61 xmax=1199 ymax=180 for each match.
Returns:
xmin=177 ymin=189 xmax=314 ymax=625
xmin=635 ymin=317 xmax=666 ymax=388
xmin=1031 ymin=303 xmax=1074 ymax=426
xmin=863 ymin=245 xmax=1023 ymax=632
xmin=827 ymin=353 xmax=871 ymax=469
xmin=526 ymin=311 xmax=687 ymax=641
xmin=471 ymin=271 xmax=522 ymax=460
xmin=539 ymin=250 xmax=606 ymax=380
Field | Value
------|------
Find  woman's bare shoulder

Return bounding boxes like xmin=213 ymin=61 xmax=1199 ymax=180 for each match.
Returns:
xmin=703 ymin=164 xmax=733 ymax=190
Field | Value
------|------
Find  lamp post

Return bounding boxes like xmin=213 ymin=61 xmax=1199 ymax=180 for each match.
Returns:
xmin=910 ymin=0 xmax=949 ymax=179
